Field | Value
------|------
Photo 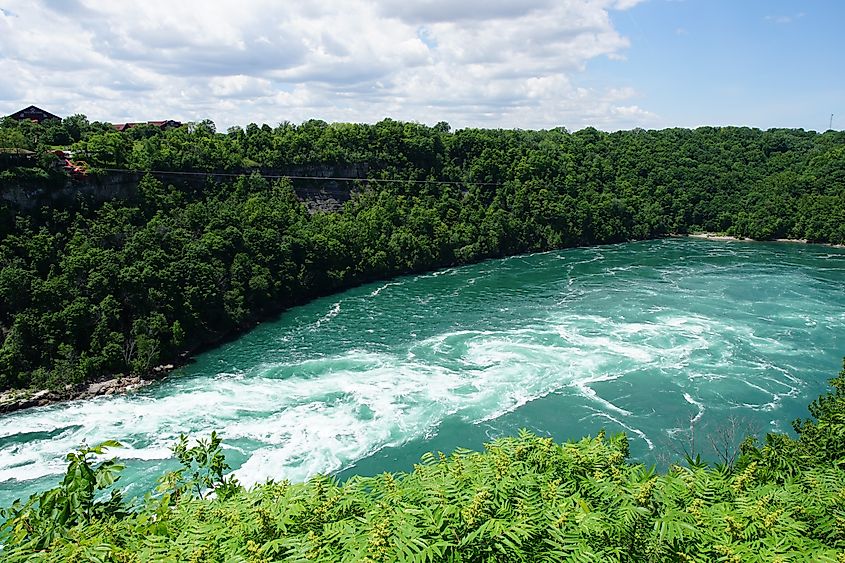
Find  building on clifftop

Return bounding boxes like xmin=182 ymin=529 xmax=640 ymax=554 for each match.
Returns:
xmin=113 ymin=120 xmax=182 ymax=132
xmin=7 ymin=105 xmax=61 ymax=123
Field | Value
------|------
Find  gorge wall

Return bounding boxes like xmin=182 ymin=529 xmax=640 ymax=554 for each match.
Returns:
xmin=0 ymin=163 xmax=368 ymax=212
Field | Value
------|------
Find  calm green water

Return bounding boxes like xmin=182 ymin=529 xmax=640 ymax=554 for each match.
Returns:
xmin=2 ymin=239 xmax=844 ymax=506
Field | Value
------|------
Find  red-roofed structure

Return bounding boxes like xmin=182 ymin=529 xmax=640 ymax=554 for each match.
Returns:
xmin=113 ymin=120 xmax=182 ymax=132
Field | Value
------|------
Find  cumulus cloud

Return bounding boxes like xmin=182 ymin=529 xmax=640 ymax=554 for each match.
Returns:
xmin=0 ymin=0 xmax=654 ymax=130
xmin=377 ymin=0 xmax=554 ymax=24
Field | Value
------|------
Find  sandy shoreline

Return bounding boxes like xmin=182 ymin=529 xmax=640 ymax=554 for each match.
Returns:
xmin=685 ymin=233 xmax=844 ymax=248
xmin=687 ymin=233 xmax=740 ymax=242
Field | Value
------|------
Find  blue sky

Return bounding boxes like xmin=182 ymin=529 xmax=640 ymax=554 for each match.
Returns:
xmin=594 ymin=0 xmax=844 ymax=130
xmin=0 ymin=0 xmax=842 ymax=131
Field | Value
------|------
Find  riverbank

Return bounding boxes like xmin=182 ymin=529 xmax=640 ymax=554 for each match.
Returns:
xmin=686 ymin=232 xmax=845 ymax=248
xmin=687 ymin=233 xmax=741 ymax=242
xmin=0 ymin=364 xmax=174 ymax=414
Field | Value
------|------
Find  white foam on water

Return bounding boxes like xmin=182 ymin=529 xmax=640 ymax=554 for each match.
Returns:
xmin=411 ymin=329 xmax=495 ymax=355
xmin=226 ymin=343 xmax=557 ymax=485
xmin=682 ymin=393 xmax=706 ymax=424
xmin=740 ymin=380 xmax=780 ymax=407
xmin=607 ymin=265 xmax=636 ymax=275
xmin=614 ymin=322 xmax=659 ymax=336
xmin=588 ymin=409 xmax=655 ymax=450
xmin=0 ymin=333 xmax=592 ymax=487
xmin=312 ymin=302 xmax=341 ymax=329
xmin=0 ymin=458 xmax=68 ymax=483
xmin=759 ymin=376 xmax=800 ymax=398
xmin=574 ymin=382 xmax=631 ymax=416
xmin=419 ymin=267 xmax=457 ymax=278
xmin=370 ymin=282 xmax=402 ymax=297
xmin=663 ymin=316 xmax=709 ymax=335
xmin=250 ymin=299 xmax=796 ymax=480
xmin=664 ymin=426 xmax=686 ymax=438
xmin=0 ymin=396 xmax=190 ymax=483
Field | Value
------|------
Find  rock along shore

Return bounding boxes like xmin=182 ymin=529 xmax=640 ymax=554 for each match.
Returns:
xmin=0 ymin=364 xmax=175 ymax=414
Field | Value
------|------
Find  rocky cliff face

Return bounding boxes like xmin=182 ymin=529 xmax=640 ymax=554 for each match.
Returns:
xmin=1 ymin=172 xmax=141 ymax=210
xmin=1 ymin=163 xmax=367 ymax=212
xmin=271 ymin=163 xmax=368 ymax=213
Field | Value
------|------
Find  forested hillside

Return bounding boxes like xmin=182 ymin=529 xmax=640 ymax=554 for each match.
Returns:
xmin=1 ymin=116 xmax=844 ymax=391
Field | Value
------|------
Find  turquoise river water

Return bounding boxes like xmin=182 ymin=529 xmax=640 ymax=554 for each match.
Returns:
xmin=1 ymin=238 xmax=844 ymax=506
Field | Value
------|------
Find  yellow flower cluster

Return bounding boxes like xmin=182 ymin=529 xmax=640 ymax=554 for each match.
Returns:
xmin=635 ymin=478 xmax=656 ymax=506
xmin=731 ymin=462 xmax=757 ymax=494
xmin=462 ymin=489 xmax=492 ymax=528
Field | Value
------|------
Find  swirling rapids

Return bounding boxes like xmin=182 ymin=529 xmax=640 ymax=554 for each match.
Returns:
xmin=2 ymin=239 xmax=844 ymax=505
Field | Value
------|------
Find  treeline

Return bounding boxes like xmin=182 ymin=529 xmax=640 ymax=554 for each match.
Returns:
xmin=2 ymin=361 xmax=844 ymax=561
xmin=1 ymin=116 xmax=844 ymax=390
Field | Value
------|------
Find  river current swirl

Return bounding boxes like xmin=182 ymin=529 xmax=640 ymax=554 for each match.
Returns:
xmin=1 ymin=238 xmax=844 ymax=506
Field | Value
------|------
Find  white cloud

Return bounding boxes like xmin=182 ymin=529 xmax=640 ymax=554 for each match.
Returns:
xmin=209 ymin=75 xmax=273 ymax=98
xmin=764 ymin=12 xmax=805 ymax=25
xmin=614 ymin=0 xmax=642 ymax=9
xmin=0 ymin=0 xmax=653 ymax=130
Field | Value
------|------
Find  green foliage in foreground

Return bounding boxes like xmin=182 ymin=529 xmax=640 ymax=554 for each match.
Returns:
xmin=2 ymin=363 xmax=845 ymax=562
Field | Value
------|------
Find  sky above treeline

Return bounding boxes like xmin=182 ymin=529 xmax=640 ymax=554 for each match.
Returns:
xmin=0 ymin=0 xmax=842 ymax=132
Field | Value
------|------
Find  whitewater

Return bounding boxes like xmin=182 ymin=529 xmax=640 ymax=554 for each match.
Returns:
xmin=1 ymin=238 xmax=844 ymax=506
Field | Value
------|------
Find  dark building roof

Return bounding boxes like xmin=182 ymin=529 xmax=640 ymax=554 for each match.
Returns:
xmin=113 ymin=122 xmax=139 ymax=132
xmin=113 ymin=120 xmax=182 ymax=132
xmin=147 ymin=120 xmax=181 ymax=128
xmin=8 ymin=105 xmax=61 ymax=123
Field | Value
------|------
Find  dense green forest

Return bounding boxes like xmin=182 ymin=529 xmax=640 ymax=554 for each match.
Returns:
xmin=2 ymin=361 xmax=844 ymax=561
xmin=1 ymin=115 xmax=844 ymax=391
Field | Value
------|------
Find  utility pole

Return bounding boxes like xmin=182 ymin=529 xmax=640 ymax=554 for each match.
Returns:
xmin=830 ymin=114 xmax=835 ymax=131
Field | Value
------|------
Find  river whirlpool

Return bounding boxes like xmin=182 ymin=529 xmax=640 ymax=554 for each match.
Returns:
xmin=2 ymin=238 xmax=844 ymax=506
